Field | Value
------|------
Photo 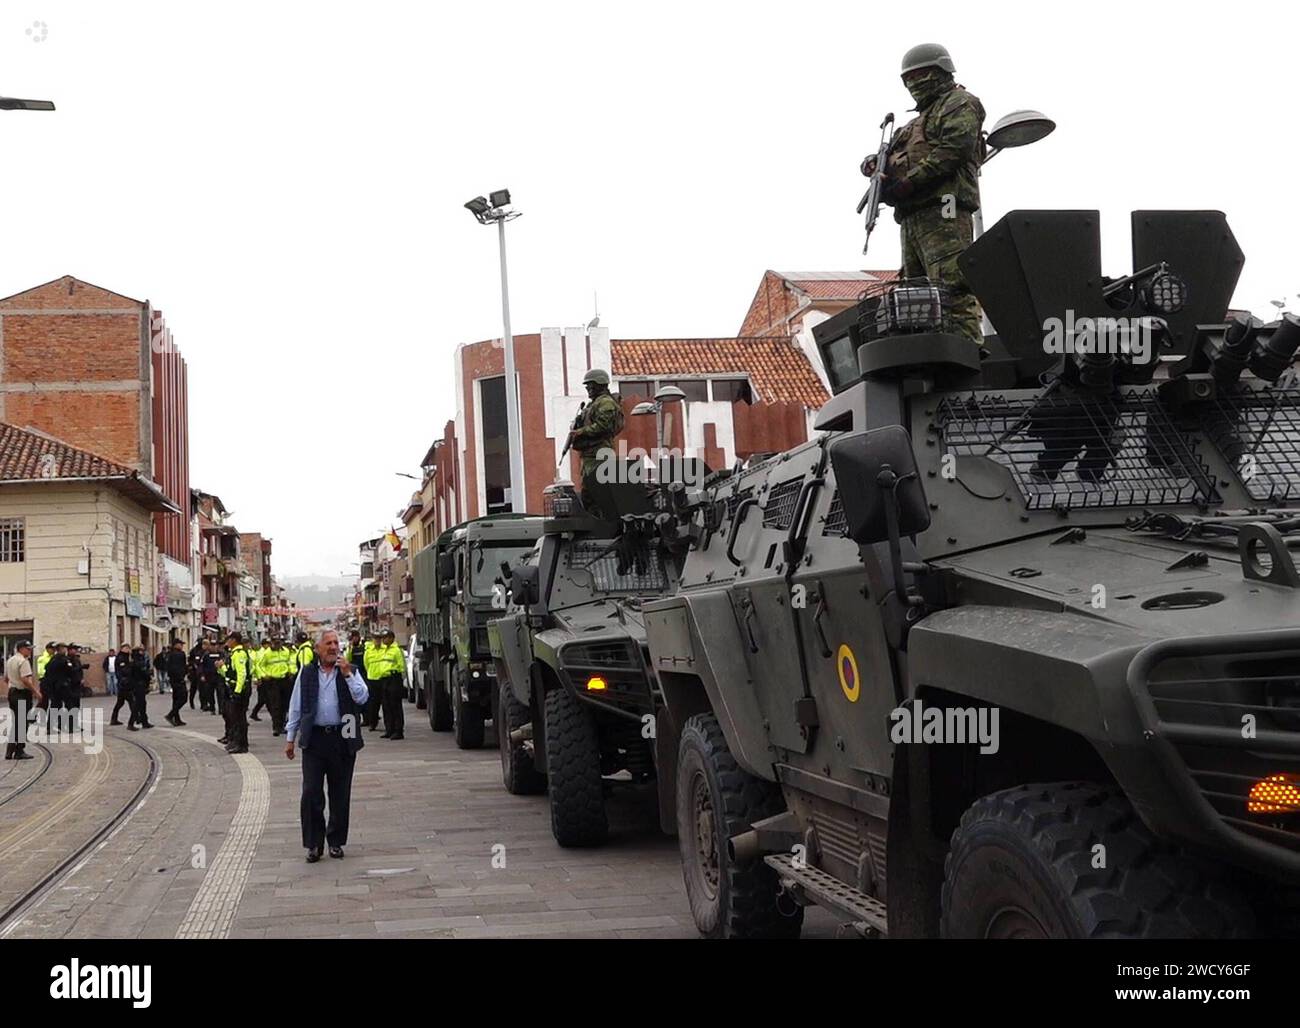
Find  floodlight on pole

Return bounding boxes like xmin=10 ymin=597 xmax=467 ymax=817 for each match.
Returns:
xmin=0 ymin=96 xmax=56 ymax=111
xmin=465 ymin=189 xmax=526 ymax=512
xmin=974 ymin=108 xmax=1055 ymax=240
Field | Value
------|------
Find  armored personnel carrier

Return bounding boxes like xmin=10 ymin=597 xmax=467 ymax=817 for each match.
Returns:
xmin=490 ymin=471 xmax=703 ymax=846
xmin=412 ymin=514 xmax=545 ymax=748
xmin=642 ymin=210 xmax=1300 ymax=938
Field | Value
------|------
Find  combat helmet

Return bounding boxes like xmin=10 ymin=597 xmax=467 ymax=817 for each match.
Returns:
xmin=582 ymin=368 xmax=611 ymax=387
xmin=900 ymin=42 xmax=955 ymax=76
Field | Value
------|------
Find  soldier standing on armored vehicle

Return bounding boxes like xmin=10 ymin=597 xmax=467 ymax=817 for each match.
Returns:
xmin=565 ymin=368 xmax=624 ymax=519
xmin=863 ymin=43 xmax=985 ymax=346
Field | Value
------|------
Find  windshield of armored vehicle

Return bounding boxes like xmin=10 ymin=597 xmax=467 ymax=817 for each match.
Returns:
xmin=933 ymin=382 xmax=1300 ymax=512
xmin=469 ymin=542 xmax=537 ymax=597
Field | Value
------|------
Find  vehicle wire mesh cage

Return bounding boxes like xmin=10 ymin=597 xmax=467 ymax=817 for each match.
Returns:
xmin=1203 ymin=385 xmax=1300 ymax=503
xmin=566 ymin=540 xmax=667 ymax=593
xmin=936 ymin=388 xmax=1221 ymax=510
xmin=857 ymin=278 xmax=960 ymax=342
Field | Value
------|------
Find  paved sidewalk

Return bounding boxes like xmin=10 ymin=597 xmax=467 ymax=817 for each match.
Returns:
xmin=9 ymin=695 xmax=842 ymax=939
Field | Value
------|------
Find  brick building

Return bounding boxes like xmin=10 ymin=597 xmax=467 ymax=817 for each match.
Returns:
xmin=0 ymin=422 xmax=178 ymax=679
xmin=738 ymin=270 xmax=896 ymax=391
xmin=402 ymin=269 xmax=895 ymax=533
xmin=0 ymin=275 xmax=196 ymax=635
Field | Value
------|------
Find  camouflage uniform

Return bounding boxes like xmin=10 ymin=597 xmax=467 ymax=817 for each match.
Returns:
xmin=571 ymin=391 xmax=623 ymax=519
xmin=886 ymin=71 xmax=985 ymax=345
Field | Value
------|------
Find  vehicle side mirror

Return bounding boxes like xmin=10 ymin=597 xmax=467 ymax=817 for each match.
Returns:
xmin=510 ymin=564 xmax=540 ymax=607
xmin=828 ymin=426 xmax=930 ymax=545
xmin=437 ymin=552 xmax=455 ymax=584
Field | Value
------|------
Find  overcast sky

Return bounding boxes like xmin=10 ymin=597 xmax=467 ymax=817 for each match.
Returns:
xmin=0 ymin=0 xmax=1295 ymax=577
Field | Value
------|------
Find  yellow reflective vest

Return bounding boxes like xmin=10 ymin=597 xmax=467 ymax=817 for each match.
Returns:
xmin=227 ymin=645 xmax=253 ymax=695
xmin=368 ymin=642 xmax=406 ymax=679
xmin=295 ymin=641 xmax=314 ymax=672
xmin=254 ymin=645 xmax=271 ymax=679
xmin=37 ymin=650 xmax=52 ymax=680
xmin=262 ymin=646 xmax=293 ymax=679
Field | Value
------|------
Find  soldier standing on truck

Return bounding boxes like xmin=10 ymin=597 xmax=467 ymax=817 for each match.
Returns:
xmin=864 ymin=43 xmax=985 ymax=346
xmin=566 ymin=368 xmax=625 ymax=520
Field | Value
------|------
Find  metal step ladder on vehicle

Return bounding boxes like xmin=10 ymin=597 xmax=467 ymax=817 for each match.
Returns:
xmin=765 ymin=853 xmax=888 ymax=938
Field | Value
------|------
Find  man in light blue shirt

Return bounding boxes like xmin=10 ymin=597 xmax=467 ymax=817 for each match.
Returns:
xmin=285 ymin=629 xmax=369 ymax=862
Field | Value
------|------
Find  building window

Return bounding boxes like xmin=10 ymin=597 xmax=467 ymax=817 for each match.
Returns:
xmin=0 ymin=518 xmax=24 ymax=562
xmin=618 ymin=379 xmax=653 ymax=399
xmin=479 ymin=375 xmax=514 ymax=515
xmin=659 ymin=379 xmax=708 ymax=402
xmin=711 ymin=378 xmax=754 ymax=404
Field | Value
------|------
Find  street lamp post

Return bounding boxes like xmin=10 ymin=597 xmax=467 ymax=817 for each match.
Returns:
xmin=466 ymin=190 xmax=526 ymax=514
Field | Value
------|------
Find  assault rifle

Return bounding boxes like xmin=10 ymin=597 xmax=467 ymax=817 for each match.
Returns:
xmin=856 ymin=112 xmax=895 ymax=256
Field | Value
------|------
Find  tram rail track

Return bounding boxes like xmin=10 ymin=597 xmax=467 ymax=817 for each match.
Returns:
xmin=0 ymin=733 xmax=160 ymax=935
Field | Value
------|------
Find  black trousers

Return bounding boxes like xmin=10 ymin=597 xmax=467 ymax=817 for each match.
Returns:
xmin=169 ymin=674 xmax=188 ymax=718
xmin=112 ymin=688 xmax=130 ymax=722
xmin=5 ymin=686 xmax=32 ymax=757
xmin=364 ymin=679 xmax=383 ymax=728
xmin=188 ymin=672 xmax=199 ymax=708
xmin=128 ymin=681 xmax=149 ymax=727
xmin=268 ymin=677 xmax=292 ymax=733
xmin=300 ymin=728 xmax=356 ymax=851
xmin=225 ymin=688 xmax=249 ymax=749
xmin=380 ymin=675 xmax=405 ymax=735
xmin=251 ymin=681 xmax=267 ymax=716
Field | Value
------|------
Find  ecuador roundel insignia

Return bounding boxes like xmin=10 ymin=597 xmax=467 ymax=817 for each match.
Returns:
xmin=837 ymin=644 xmax=860 ymax=703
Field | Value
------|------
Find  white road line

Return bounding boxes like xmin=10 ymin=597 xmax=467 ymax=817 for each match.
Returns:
xmin=174 ymin=731 xmax=270 ymax=940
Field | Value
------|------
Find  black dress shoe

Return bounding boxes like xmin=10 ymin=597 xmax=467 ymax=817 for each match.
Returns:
xmin=109 ymin=718 xmax=122 ymax=726
xmin=328 ymin=846 xmax=343 ymax=859
xmin=272 ymin=730 xmax=281 ymax=737
xmin=306 ymin=849 xmax=322 ymax=863
xmin=127 ymin=723 xmax=139 ymax=731
xmin=141 ymin=722 xmax=154 ymax=729
xmin=13 ymin=751 xmax=34 ymax=760
xmin=217 ymin=736 xmax=228 ymax=745
xmin=381 ymin=731 xmax=393 ymax=739
xmin=389 ymin=733 xmax=404 ymax=740
xmin=175 ymin=719 xmax=187 ymax=727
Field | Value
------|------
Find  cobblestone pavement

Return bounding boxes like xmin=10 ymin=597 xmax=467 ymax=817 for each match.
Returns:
xmin=3 ymin=694 xmax=843 ymax=939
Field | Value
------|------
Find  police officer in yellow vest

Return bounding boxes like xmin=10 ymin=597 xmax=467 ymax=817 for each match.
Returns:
xmin=362 ymin=632 xmax=383 ymax=731
xmin=250 ymin=638 xmax=273 ymax=722
xmin=369 ymin=629 xmax=406 ymax=740
xmin=294 ymin=633 xmax=315 ymax=675
xmin=223 ymin=631 xmax=254 ymax=754
xmin=261 ymin=636 xmax=295 ymax=737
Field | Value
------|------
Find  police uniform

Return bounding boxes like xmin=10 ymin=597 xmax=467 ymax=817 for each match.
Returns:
xmin=261 ymin=642 xmax=295 ymax=736
xmin=371 ymin=636 xmax=406 ymax=740
xmin=223 ymin=642 xmax=253 ymax=752
xmin=250 ymin=643 xmax=272 ymax=720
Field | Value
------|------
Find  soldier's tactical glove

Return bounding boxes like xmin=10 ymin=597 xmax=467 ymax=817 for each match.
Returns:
xmin=860 ymin=155 xmax=877 ymax=177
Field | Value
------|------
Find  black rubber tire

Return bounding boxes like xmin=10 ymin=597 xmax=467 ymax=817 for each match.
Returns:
xmin=499 ymin=675 xmax=546 ymax=795
xmin=452 ymin=671 xmax=485 ymax=749
xmin=942 ymin=782 xmax=1256 ymax=939
xmin=543 ymin=685 xmax=608 ymax=847
xmin=429 ymin=666 xmax=452 ymax=732
xmin=675 ymin=713 xmax=804 ymax=939
xmin=413 ymin=663 xmax=427 ymax=709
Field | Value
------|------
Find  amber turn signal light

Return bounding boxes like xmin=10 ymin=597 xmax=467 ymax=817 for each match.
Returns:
xmin=1247 ymin=773 xmax=1300 ymax=814
xmin=585 ymin=676 xmax=608 ymax=692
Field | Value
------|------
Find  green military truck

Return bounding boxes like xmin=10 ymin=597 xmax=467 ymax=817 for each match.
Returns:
xmin=642 ymin=210 xmax=1300 ymax=939
xmin=490 ymin=477 xmax=702 ymax=847
xmin=412 ymin=514 xmax=545 ymax=749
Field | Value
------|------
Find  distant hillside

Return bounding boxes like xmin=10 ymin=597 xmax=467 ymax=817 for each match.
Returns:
xmin=280 ymin=576 xmax=354 ymax=610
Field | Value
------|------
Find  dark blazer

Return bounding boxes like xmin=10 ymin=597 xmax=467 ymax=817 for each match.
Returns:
xmin=296 ymin=662 xmax=365 ymax=755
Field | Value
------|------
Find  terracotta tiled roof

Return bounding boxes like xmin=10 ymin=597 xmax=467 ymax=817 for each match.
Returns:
xmin=779 ymin=270 xmax=899 ymax=301
xmin=612 ymin=338 xmax=829 ymax=409
xmin=0 ymin=421 xmax=176 ymax=511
